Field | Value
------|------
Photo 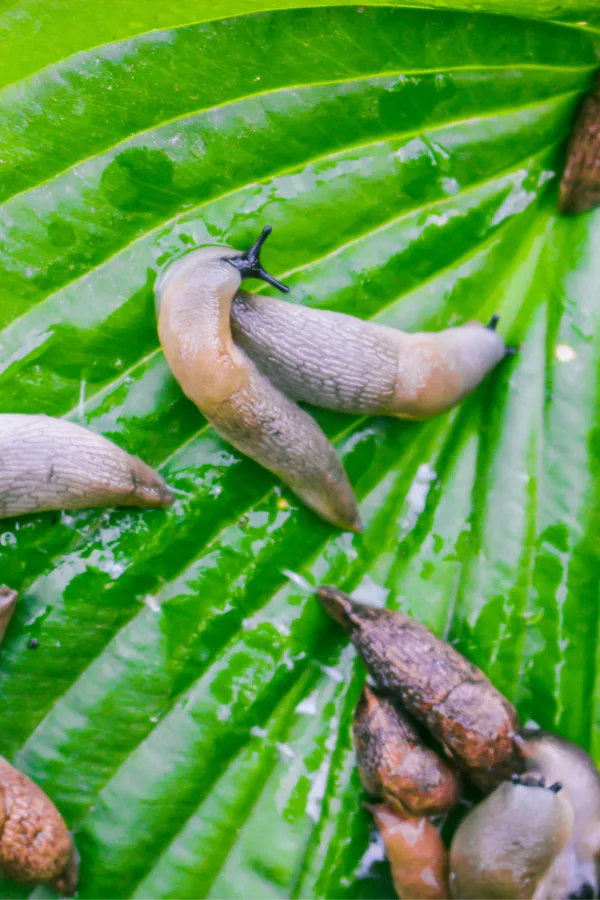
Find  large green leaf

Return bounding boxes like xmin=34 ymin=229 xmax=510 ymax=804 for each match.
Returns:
xmin=0 ymin=2 xmax=598 ymax=897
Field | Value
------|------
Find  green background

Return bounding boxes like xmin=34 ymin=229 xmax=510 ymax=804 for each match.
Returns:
xmin=0 ymin=1 xmax=598 ymax=896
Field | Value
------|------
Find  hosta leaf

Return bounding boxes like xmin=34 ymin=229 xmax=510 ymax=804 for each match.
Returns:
xmin=0 ymin=2 xmax=598 ymax=898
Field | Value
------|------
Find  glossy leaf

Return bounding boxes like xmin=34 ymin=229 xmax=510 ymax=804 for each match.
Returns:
xmin=0 ymin=2 xmax=598 ymax=898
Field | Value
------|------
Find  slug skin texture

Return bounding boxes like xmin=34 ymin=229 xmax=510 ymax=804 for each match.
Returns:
xmin=317 ymin=586 xmax=522 ymax=790
xmin=559 ymin=72 xmax=600 ymax=215
xmin=353 ymin=685 xmax=461 ymax=816
xmin=155 ymin=241 xmax=362 ymax=531
xmin=231 ymin=291 xmax=509 ymax=419
xmin=0 ymin=414 xmax=173 ymax=519
xmin=0 ymin=757 xmax=78 ymax=894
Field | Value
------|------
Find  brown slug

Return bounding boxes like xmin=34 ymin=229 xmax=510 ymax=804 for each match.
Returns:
xmin=368 ymin=803 xmax=450 ymax=899
xmin=449 ymin=775 xmax=573 ymax=899
xmin=0 ymin=414 xmax=174 ymax=519
xmin=0 ymin=587 xmax=17 ymax=646
xmin=354 ymin=685 xmax=461 ymax=816
xmin=0 ymin=756 xmax=78 ymax=894
xmin=155 ymin=226 xmax=362 ymax=531
xmin=317 ymin=586 xmax=522 ymax=790
xmin=231 ymin=296 xmax=511 ymax=420
xmin=559 ymin=72 xmax=600 ymax=215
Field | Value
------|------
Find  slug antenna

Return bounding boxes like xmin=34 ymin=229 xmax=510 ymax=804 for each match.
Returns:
xmin=227 ymin=225 xmax=290 ymax=294
xmin=486 ymin=314 xmax=500 ymax=331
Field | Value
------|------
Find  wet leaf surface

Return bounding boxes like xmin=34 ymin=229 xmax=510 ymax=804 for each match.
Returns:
xmin=0 ymin=2 xmax=598 ymax=897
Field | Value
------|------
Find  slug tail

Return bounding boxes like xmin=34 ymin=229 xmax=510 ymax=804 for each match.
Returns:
xmin=126 ymin=457 xmax=175 ymax=509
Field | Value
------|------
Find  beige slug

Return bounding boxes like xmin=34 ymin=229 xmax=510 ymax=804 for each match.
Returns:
xmin=0 ymin=756 xmax=78 ymax=894
xmin=449 ymin=731 xmax=600 ymax=900
xmin=518 ymin=730 xmax=600 ymax=899
xmin=155 ymin=226 xmax=361 ymax=531
xmin=0 ymin=586 xmax=17 ymax=645
xmin=353 ymin=685 xmax=461 ymax=816
xmin=156 ymin=225 xmax=512 ymax=529
xmin=231 ymin=294 xmax=511 ymax=420
xmin=368 ymin=803 xmax=450 ymax=899
xmin=449 ymin=775 xmax=573 ymax=899
xmin=0 ymin=414 xmax=173 ymax=519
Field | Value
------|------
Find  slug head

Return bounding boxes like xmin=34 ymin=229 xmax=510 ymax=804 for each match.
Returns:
xmin=449 ymin=776 xmax=574 ymax=899
xmin=393 ymin=316 xmax=516 ymax=419
xmin=226 ymin=225 xmax=290 ymax=294
xmin=442 ymin=318 xmax=514 ymax=390
xmin=518 ymin=729 xmax=600 ymax=897
xmin=316 ymin=585 xmax=389 ymax=633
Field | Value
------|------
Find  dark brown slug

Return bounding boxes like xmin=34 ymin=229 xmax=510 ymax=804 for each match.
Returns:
xmin=317 ymin=586 xmax=522 ymax=790
xmin=354 ymin=685 xmax=461 ymax=816
xmin=559 ymin=72 xmax=600 ymax=215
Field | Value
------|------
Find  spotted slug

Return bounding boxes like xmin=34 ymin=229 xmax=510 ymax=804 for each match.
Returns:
xmin=155 ymin=226 xmax=361 ymax=531
xmin=368 ymin=803 xmax=450 ymax=899
xmin=0 ymin=587 xmax=17 ymax=646
xmin=0 ymin=756 xmax=78 ymax=894
xmin=0 ymin=414 xmax=173 ymax=519
xmin=231 ymin=295 xmax=512 ymax=421
xmin=317 ymin=586 xmax=522 ymax=790
xmin=354 ymin=684 xmax=461 ymax=816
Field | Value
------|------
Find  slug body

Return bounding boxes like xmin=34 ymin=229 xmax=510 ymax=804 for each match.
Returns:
xmin=559 ymin=73 xmax=600 ymax=215
xmin=0 ymin=414 xmax=173 ymax=519
xmin=0 ymin=587 xmax=17 ymax=645
xmin=317 ymin=587 xmax=521 ymax=789
xmin=0 ymin=756 xmax=78 ymax=894
xmin=370 ymin=803 xmax=450 ymax=899
xmin=518 ymin=730 xmax=600 ymax=899
xmin=155 ymin=232 xmax=361 ymax=531
xmin=231 ymin=290 xmax=509 ymax=419
xmin=449 ymin=777 xmax=573 ymax=899
xmin=354 ymin=685 xmax=461 ymax=816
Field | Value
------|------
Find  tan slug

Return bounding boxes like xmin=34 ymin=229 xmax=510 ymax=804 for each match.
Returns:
xmin=449 ymin=775 xmax=573 ymax=899
xmin=0 ymin=587 xmax=17 ymax=646
xmin=0 ymin=414 xmax=173 ymax=519
xmin=0 ymin=756 xmax=78 ymax=894
xmin=449 ymin=732 xmax=600 ymax=900
xmin=317 ymin=586 xmax=522 ymax=790
xmin=231 ymin=294 xmax=511 ymax=420
xmin=354 ymin=685 xmax=461 ymax=816
xmin=368 ymin=803 xmax=450 ymax=899
xmin=518 ymin=730 xmax=600 ymax=899
xmin=155 ymin=226 xmax=362 ymax=531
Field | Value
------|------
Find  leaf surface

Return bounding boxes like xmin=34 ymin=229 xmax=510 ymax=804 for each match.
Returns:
xmin=0 ymin=4 xmax=598 ymax=898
